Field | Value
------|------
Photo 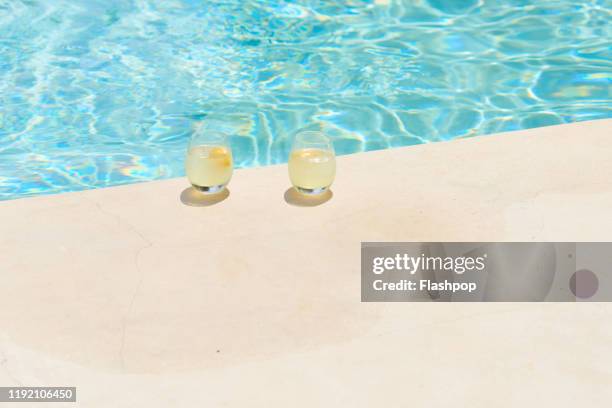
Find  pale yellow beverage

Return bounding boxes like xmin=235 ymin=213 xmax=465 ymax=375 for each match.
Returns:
xmin=288 ymin=148 xmax=336 ymax=194
xmin=185 ymin=145 xmax=233 ymax=192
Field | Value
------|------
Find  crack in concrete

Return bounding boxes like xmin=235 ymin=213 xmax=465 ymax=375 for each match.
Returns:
xmin=118 ymin=244 xmax=150 ymax=373
xmin=83 ymin=197 xmax=153 ymax=372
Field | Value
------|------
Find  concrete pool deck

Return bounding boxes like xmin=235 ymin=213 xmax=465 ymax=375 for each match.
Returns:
xmin=1 ymin=118 xmax=611 ymax=406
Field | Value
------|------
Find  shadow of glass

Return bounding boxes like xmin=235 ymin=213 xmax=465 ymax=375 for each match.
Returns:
xmin=284 ymin=188 xmax=333 ymax=207
xmin=180 ymin=187 xmax=230 ymax=207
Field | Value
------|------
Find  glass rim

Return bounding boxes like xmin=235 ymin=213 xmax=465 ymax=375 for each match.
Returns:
xmin=294 ymin=131 xmax=333 ymax=147
xmin=189 ymin=128 xmax=229 ymax=146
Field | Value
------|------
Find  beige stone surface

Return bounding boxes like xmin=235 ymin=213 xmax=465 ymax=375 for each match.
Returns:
xmin=1 ymin=119 xmax=611 ymax=407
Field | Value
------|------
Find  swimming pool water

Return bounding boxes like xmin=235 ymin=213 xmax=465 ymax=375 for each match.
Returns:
xmin=1 ymin=0 xmax=611 ymax=200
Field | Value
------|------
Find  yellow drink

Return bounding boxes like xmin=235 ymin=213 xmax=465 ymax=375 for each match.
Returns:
xmin=185 ymin=145 xmax=233 ymax=191
xmin=288 ymin=148 xmax=336 ymax=193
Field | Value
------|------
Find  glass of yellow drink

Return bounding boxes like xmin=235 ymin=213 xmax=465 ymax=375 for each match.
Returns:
xmin=185 ymin=129 xmax=233 ymax=194
xmin=288 ymin=131 xmax=336 ymax=195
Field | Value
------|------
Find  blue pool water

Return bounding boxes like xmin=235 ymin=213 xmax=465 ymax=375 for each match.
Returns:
xmin=0 ymin=0 xmax=611 ymax=200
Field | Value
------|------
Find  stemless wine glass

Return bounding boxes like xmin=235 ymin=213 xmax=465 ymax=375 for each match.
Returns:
xmin=288 ymin=131 xmax=336 ymax=195
xmin=185 ymin=128 xmax=233 ymax=194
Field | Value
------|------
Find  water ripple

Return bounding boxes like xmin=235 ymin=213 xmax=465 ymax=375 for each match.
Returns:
xmin=0 ymin=0 xmax=611 ymax=200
